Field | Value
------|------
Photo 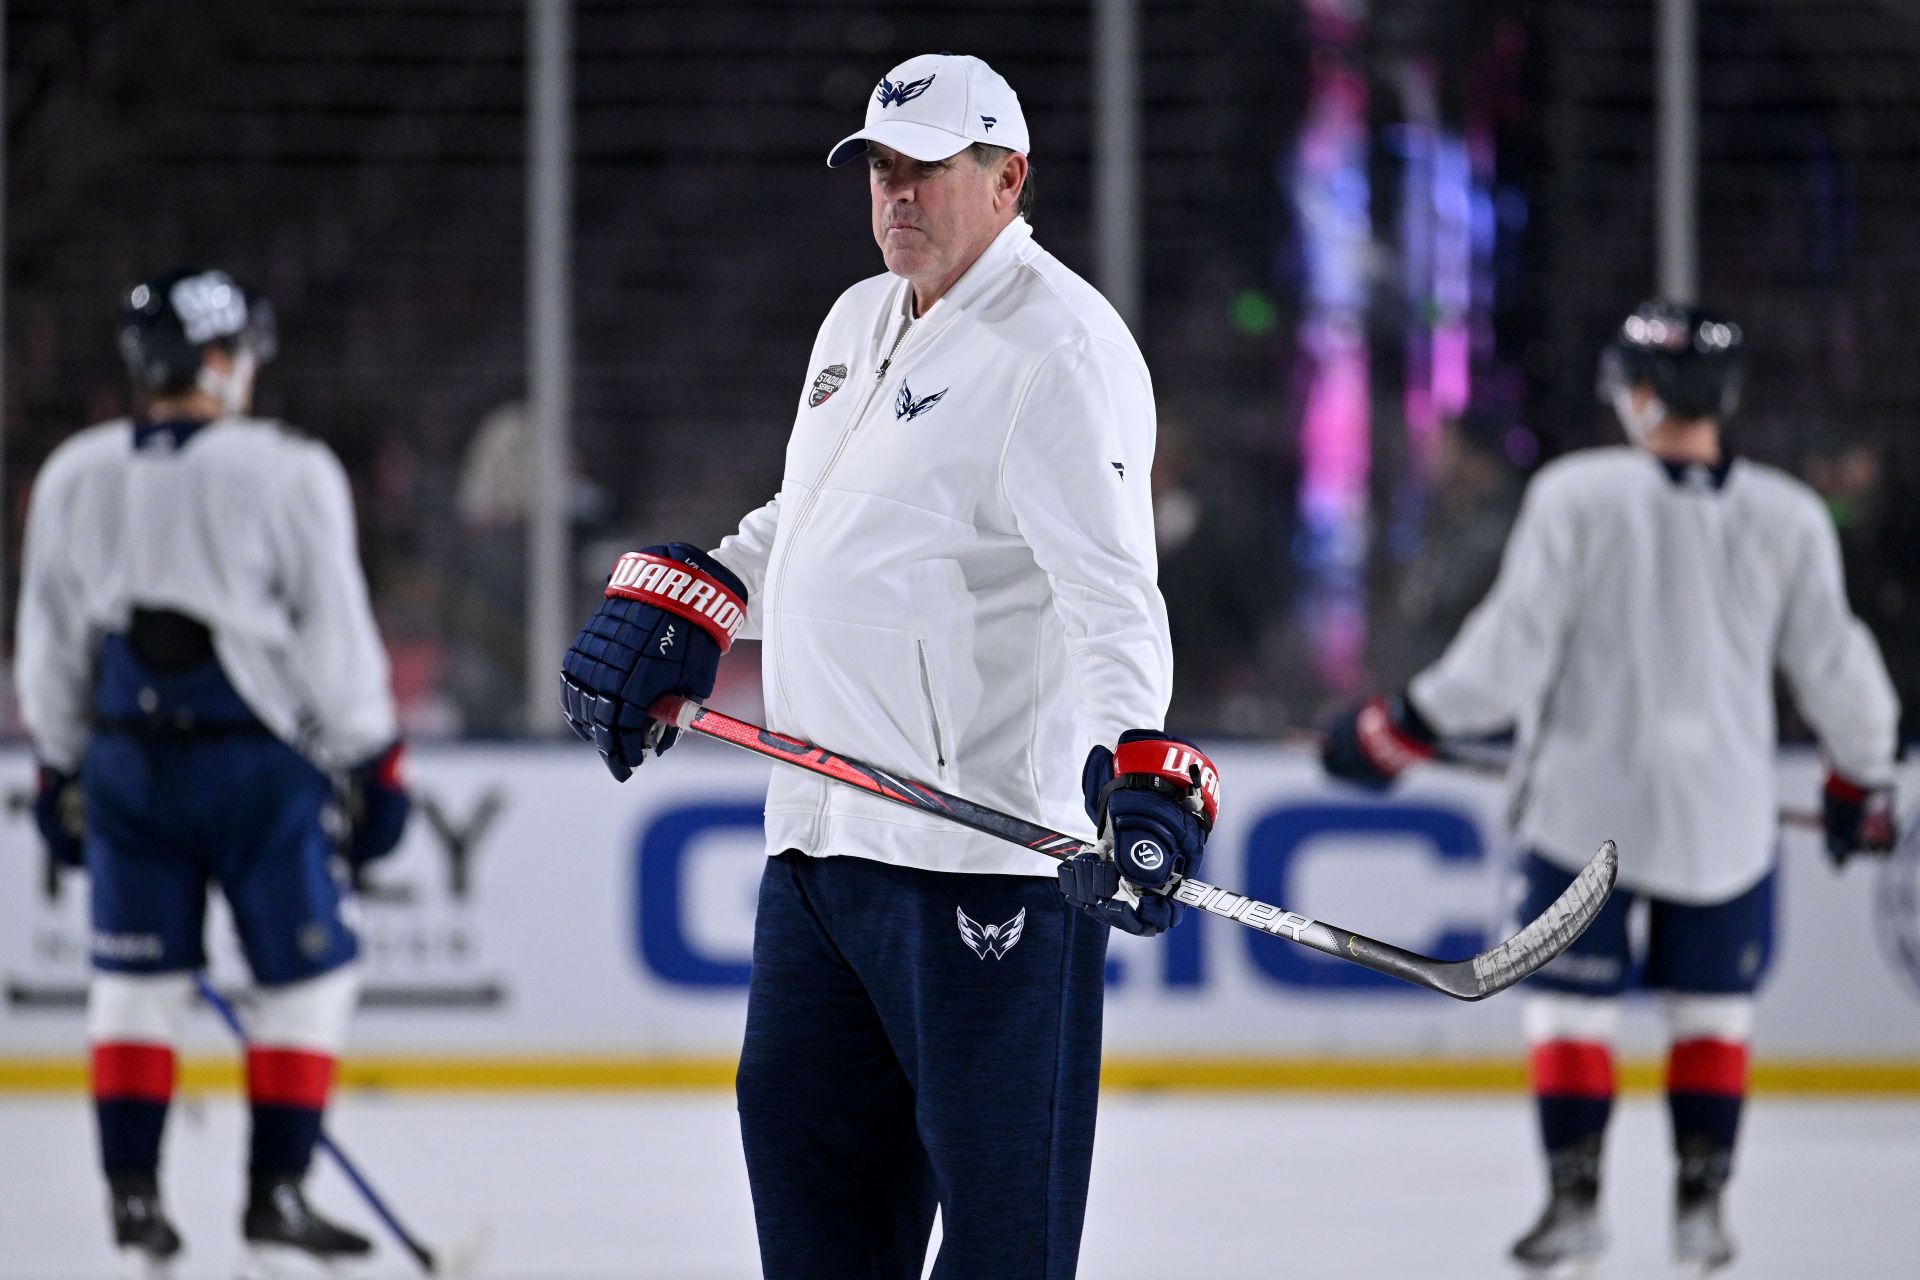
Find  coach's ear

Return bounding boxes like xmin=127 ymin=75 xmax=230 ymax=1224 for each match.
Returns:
xmin=992 ymin=151 xmax=1030 ymax=216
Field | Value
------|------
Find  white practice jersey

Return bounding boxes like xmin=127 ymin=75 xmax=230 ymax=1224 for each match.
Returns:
xmin=712 ymin=217 xmax=1172 ymax=876
xmin=1410 ymin=446 xmax=1899 ymax=903
xmin=16 ymin=417 xmax=398 ymax=772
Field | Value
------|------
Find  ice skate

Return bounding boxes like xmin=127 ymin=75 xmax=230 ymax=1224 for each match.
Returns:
xmin=1510 ymin=1141 xmax=1604 ymax=1275
xmin=110 ymin=1174 xmax=182 ymax=1278
xmin=1673 ymin=1147 xmax=1735 ymax=1275
xmin=238 ymin=1176 xmax=371 ymax=1277
xmin=1510 ymin=1188 xmax=1603 ymax=1275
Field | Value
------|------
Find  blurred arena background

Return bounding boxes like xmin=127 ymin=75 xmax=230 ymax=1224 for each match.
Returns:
xmin=3 ymin=2 xmax=1920 ymax=1277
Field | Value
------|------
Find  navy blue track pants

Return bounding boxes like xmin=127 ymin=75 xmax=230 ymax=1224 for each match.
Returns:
xmin=736 ymin=850 xmax=1109 ymax=1280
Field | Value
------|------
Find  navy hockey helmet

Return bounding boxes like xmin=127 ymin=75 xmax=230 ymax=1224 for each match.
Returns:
xmin=1595 ymin=300 xmax=1744 ymax=425
xmin=118 ymin=267 xmax=277 ymax=394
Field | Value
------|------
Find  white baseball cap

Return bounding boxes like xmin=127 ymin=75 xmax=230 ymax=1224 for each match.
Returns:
xmin=826 ymin=53 xmax=1030 ymax=168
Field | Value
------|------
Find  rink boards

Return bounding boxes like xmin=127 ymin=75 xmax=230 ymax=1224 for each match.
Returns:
xmin=4 ymin=742 xmax=1918 ymax=1090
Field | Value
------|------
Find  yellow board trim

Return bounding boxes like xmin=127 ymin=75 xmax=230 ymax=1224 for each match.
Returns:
xmin=5 ymin=1055 xmax=1920 ymax=1095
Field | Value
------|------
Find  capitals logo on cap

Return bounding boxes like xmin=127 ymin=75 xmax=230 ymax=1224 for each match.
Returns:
xmin=827 ymin=53 xmax=1031 ymax=169
xmin=875 ymin=74 xmax=936 ymax=108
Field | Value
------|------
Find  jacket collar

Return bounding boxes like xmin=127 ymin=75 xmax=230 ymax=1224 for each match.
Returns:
xmin=133 ymin=417 xmax=215 ymax=451
xmin=891 ymin=216 xmax=1035 ymax=324
xmin=1653 ymin=451 xmax=1737 ymax=491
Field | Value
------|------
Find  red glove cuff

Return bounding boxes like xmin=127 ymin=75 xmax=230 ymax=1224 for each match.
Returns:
xmin=605 ymin=551 xmax=748 ymax=653
xmin=1824 ymin=771 xmax=1870 ymax=805
xmin=1356 ymin=697 xmax=1435 ymax=776
xmin=371 ymin=741 xmax=406 ymax=791
xmin=1113 ymin=738 xmax=1221 ymax=828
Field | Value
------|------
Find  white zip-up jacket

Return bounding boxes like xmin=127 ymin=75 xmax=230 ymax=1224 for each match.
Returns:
xmin=16 ymin=417 xmax=399 ymax=773
xmin=1410 ymin=447 xmax=1899 ymax=903
xmin=712 ymin=217 xmax=1172 ymax=876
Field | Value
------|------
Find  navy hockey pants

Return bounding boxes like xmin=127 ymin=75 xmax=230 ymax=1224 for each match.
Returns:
xmin=84 ymin=729 xmax=357 ymax=984
xmin=736 ymin=850 xmax=1109 ymax=1280
xmin=1519 ymin=851 xmax=1775 ymax=997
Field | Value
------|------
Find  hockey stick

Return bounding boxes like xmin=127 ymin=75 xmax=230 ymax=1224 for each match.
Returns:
xmin=1287 ymin=728 xmax=1887 ymax=834
xmin=1280 ymin=727 xmax=1510 ymax=779
xmin=652 ymin=696 xmax=1618 ymax=1001
xmin=192 ymin=974 xmax=441 ymax=1275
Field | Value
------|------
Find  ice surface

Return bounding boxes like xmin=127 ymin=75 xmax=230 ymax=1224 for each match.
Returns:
xmin=2 ymin=1092 xmax=1914 ymax=1278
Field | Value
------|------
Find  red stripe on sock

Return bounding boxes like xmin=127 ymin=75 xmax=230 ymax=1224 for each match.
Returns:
xmin=1529 ymin=1041 xmax=1614 ymax=1098
xmin=246 ymin=1047 xmax=336 ymax=1109
xmin=1667 ymin=1038 xmax=1748 ymax=1096
xmin=92 ymin=1042 xmax=176 ymax=1101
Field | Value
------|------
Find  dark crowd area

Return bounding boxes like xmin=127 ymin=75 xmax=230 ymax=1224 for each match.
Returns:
xmin=5 ymin=0 xmax=1919 ymax=745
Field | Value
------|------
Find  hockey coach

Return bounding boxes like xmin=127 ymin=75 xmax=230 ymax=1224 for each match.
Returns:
xmin=562 ymin=53 xmax=1220 ymax=1279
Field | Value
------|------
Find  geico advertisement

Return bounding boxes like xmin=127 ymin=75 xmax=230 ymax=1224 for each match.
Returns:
xmin=4 ymin=743 xmax=1918 ymax=1059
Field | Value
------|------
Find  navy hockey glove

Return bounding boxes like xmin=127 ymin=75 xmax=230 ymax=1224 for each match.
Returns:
xmin=1060 ymin=731 xmax=1220 ymax=937
xmin=1821 ymin=771 xmax=1896 ymax=868
xmin=560 ymin=543 xmax=748 ymax=782
xmin=345 ymin=741 xmax=411 ymax=868
xmin=1321 ymin=692 xmax=1438 ymax=791
xmin=33 ymin=764 xmax=85 ymax=869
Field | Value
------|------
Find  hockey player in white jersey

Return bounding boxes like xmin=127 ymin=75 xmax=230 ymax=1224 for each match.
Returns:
xmin=16 ymin=267 xmax=411 ymax=1275
xmin=560 ymin=53 xmax=1218 ymax=1279
xmin=1320 ymin=301 xmax=1900 ymax=1274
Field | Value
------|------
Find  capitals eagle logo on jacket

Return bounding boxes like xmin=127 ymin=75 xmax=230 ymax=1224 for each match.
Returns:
xmin=895 ymin=382 xmax=947 ymax=421
xmin=956 ymin=907 xmax=1025 ymax=959
xmin=875 ymin=74 xmax=937 ymax=108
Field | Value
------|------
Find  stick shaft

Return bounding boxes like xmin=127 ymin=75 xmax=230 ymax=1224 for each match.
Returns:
xmin=193 ymin=975 xmax=438 ymax=1273
xmin=654 ymin=697 xmax=1615 ymax=999
xmin=1290 ymin=726 xmax=1847 ymax=830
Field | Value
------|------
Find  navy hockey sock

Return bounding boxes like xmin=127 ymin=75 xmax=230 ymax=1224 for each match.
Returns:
xmin=93 ymin=1043 xmax=174 ymax=1177
xmin=1667 ymin=1038 xmax=1746 ymax=1188
xmin=246 ymin=1047 xmax=334 ymax=1180
xmin=1530 ymin=1040 xmax=1614 ymax=1159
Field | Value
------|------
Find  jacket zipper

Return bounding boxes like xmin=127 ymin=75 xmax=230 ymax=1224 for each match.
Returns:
xmin=915 ymin=637 xmax=947 ymax=769
xmin=769 ymin=308 xmax=918 ymax=782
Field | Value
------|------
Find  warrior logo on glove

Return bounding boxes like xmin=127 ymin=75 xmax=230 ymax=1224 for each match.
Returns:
xmin=606 ymin=551 xmax=747 ymax=648
xmin=561 ymin=543 xmax=749 ymax=782
xmin=1111 ymin=737 xmax=1221 ymax=827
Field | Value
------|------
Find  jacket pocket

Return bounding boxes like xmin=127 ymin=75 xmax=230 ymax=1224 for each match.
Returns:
xmin=764 ymin=613 xmax=947 ymax=784
xmin=915 ymin=636 xmax=948 ymax=770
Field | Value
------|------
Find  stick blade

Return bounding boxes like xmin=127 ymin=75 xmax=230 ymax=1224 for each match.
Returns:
xmin=1463 ymin=840 xmax=1619 ymax=1000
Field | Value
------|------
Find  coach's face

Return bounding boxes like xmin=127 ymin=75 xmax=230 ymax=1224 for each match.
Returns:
xmin=868 ymin=142 xmax=1024 ymax=311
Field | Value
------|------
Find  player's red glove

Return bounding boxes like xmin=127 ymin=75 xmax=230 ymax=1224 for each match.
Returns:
xmin=345 ymin=740 xmax=411 ymax=868
xmin=1320 ymin=693 xmax=1439 ymax=790
xmin=1822 ymin=771 xmax=1897 ymax=868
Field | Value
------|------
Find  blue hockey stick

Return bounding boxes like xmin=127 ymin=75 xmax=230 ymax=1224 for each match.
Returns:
xmin=192 ymin=973 xmax=439 ymax=1274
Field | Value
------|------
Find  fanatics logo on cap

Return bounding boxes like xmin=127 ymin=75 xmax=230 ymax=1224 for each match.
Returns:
xmin=809 ymin=363 xmax=847 ymax=408
xmin=957 ymin=907 xmax=1025 ymax=959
